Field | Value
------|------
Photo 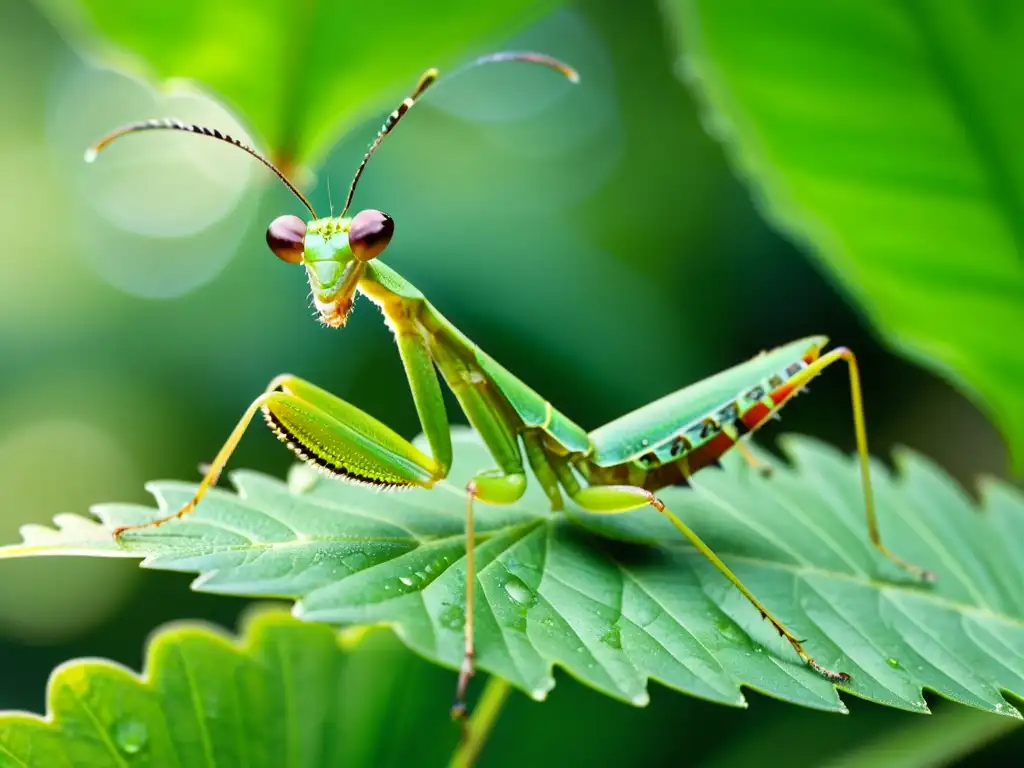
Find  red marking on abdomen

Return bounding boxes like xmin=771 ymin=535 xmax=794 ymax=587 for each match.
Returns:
xmin=687 ymin=432 xmax=736 ymax=474
xmin=741 ymin=402 xmax=771 ymax=432
xmin=771 ymin=382 xmax=796 ymax=406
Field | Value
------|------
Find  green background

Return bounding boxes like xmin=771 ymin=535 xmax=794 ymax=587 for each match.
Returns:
xmin=0 ymin=0 xmax=1018 ymax=764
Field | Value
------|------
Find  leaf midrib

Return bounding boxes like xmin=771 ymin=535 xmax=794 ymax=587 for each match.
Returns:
xmin=177 ymin=644 xmax=217 ymax=768
xmin=66 ymin=686 xmax=129 ymax=768
xmin=169 ymin=512 xmax=1024 ymax=631
xmin=0 ymin=741 xmax=30 ymax=768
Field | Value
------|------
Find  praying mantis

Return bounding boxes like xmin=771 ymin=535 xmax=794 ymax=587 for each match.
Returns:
xmin=87 ymin=51 xmax=936 ymax=718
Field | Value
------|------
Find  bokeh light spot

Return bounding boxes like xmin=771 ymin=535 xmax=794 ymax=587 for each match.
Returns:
xmin=46 ymin=59 xmax=261 ymax=298
xmin=0 ymin=419 xmax=141 ymax=644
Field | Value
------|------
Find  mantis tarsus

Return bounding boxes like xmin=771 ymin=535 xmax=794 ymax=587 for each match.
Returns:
xmin=87 ymin=50 xmax=936 ymax=719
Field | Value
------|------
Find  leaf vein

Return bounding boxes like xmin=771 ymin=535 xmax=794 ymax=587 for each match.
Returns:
xmin=65 ymin=686 xmax=128 ymax=768
xmin=176 ymin=644 xmax=217 ymax=767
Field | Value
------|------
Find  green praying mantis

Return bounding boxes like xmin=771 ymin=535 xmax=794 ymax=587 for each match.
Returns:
xmin=87 ymin=51 xmax=936 ymax=718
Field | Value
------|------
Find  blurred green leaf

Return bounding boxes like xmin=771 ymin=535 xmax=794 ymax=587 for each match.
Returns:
xmin=821 ymin=703 xmax=1021 ymax=768
xmin=665 ymin=0 xmax=1024 ymax=470
xmin=0 ymin=608 xmax=458 ymax=767
xmin=698 ymin=696 xmax=1022 ymax=768
xmin=3 ymin=430 xmax=1023 ymax=718
xmin=33 ymin=0 xmax=560 ymax=170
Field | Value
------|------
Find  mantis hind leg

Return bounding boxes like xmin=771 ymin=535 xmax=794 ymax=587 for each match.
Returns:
xmin=792 ymin=348 xmax=936 ymax=582
xmin=735 ymin=441 xmax=773 ymax=478
xmin=112 ymin=374 xmax=444 ymax=538
xmin=572 ymin=484 xmax=851 ymax=683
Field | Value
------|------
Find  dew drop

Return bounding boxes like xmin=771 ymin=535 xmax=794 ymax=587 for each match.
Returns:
xmin=632 ymin=599 xmax=660 ymax=629
xmin=112 ymin=719 xmax=148 ymax=755
xmin=503 ymin=576 xmax=537 ymax=609
xmin=439 ymin=604 xmax=465 ymax=631
xmin=715 ymin=617 xmax=744 ymax=643
xmin=886 ymin=657 xmax=901 ymax=669
xmin=398 ymin=575 xmax=415 ymax=588
xmin=341 ymin=552 xmax=370 ymax=572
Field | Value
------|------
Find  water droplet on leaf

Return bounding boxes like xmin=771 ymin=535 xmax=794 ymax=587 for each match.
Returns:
xmin=341 ymin=551 xmax=370 ymax=572
xmin=504 ymin=576 xmax=537 ymax=609
xmin=715 ymin=617 xmax=744 ymax=642
xmin=439 ymin=604 xmax=465 ymax=631
xmin=632 ymin=599 xmax=660 ymax=629
xmin=886 ymin=657 xmax=901 ymax=669
xmin=113 ymin=719 xmax=148 ymax=755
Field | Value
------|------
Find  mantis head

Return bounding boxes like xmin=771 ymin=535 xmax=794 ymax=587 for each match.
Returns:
xmin=85 ymin=51 xmax=578 ymax=328
xmin=266 ymin=209 xmax=393 ymax=327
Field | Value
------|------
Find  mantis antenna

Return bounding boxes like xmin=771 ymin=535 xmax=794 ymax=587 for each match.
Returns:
xmin=84 ymin=52 xmax=578 ymax=222
xmin=85 ymin=118 xmax=319 ymax=218
xmin=338 ymin=51 xmax=579 ymax=217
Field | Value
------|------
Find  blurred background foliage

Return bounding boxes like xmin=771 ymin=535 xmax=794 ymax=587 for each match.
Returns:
xmin=668 ymin=0 xmax=1024 ymax=473
xmin=0 ymin=0 xmax=1018 ymax=765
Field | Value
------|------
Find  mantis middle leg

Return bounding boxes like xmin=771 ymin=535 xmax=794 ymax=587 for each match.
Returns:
xmin=429 ymin=343 xmax=533 ymax=718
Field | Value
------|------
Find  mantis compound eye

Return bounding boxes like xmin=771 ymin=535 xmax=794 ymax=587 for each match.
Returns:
xmin=266 ymin=215 xmax=306 ymax=264
xmin=349 ymin=209 xmax=394 ymax=262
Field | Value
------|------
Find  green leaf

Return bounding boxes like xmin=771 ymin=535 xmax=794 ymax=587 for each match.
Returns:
xmin=33 ymin=0 xmax=560 ymax=169
xmin=0 ymin=608 xmax=459 ymax=767
xmin=2 ymin=430 xmax=1023 ymax=717
xmin=821 ymin=704 xmax=1021 ymax=768
xmin=663 ymin=0 xmax=1024 ymax=470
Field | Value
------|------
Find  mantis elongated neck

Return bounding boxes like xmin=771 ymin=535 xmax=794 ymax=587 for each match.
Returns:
xmin=358 ymin=261 xmax=455 ymax=341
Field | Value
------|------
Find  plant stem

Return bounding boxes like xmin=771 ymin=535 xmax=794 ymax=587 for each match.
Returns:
xmin=447 ymin=676 xmax=512 ymax=768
